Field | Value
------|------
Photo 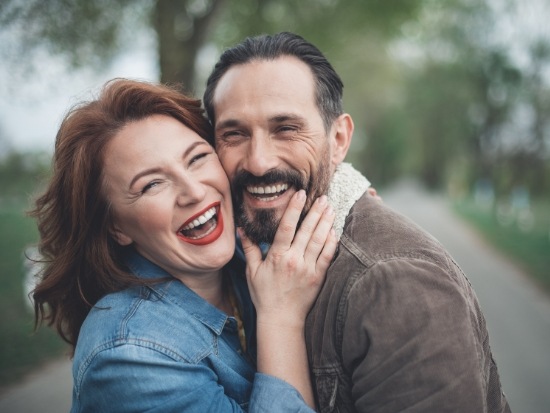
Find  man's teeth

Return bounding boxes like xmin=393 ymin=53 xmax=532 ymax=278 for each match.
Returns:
xmin=247 ymin=183 xmax=288 ymax=194
xmin=182 ymin=207 xmax=216 ymax=230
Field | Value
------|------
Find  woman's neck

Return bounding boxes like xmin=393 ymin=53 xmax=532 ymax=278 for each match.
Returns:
xmin=175 ymin=270 xmax=232 ymax=315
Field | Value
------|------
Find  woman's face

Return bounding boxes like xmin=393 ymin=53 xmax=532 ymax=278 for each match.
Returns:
xmin=103 ymin=114 xmax=235 ymax=284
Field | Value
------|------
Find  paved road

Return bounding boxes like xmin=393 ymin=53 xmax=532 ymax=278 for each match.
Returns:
xmin=0 ymin=356 xmax=72 ymax=412
xmin=1 ymin=179 xmax=549 ymax=412
xmin=382 ymin=180 xmax=550 ymax=413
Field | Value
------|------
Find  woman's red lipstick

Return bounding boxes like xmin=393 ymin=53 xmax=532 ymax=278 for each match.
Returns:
xmin=177 ymin=202 xmax=224 ymax=246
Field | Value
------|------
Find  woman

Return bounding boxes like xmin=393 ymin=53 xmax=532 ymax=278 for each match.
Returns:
xmin=31 ymin=79 xmax=337 ymax=412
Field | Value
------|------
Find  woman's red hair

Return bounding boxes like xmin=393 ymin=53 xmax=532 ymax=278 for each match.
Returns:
xmin=30 ymin=79 xmax=213 ymax=353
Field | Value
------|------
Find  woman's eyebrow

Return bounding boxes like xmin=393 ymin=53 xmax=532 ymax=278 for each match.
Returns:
xmin=129 ymin=140 xmax=208 ymax=188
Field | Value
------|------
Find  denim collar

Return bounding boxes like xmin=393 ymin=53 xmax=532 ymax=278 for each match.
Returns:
xmin=124 ymin=249 xmax=230 ymax=336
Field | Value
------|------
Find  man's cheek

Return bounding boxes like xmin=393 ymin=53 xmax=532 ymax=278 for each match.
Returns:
xmin=215 ymin=151 xmax=233 ymax=173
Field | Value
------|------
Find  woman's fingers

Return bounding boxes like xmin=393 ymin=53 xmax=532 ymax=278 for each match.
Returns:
xmin=269 ymin=190 xmax=307 ymax=252
xmin=368 ymin=186 xmax=383 ymax=202
xmin=315 ymin=228 xmax=338 ymax=274
xmin=288 ymin=195 xmax=330 ymax=258
xmin=301 ymin=200 xmax=335 ymax=264
xmin=268 ymin=191 xmax=336 ymax=263
xmin=246 ymin=191 xmax=338 ymax=323
xmin=238 ymin=228 xmax=262 ymax=278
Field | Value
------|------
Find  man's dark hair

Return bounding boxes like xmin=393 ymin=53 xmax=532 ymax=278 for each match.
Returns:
xmin=203 ymin=32 xmax=344 ymax=132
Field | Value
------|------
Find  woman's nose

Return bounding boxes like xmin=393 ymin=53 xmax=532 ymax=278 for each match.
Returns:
xmin=176 ymin=177 xmax=207 ymax=206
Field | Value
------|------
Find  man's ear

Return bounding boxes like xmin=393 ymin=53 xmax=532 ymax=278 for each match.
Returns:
xmin=111 ymin=226 xmax=133 ymax=246
xmin=330 ymin=113 xmax=353 ymax=167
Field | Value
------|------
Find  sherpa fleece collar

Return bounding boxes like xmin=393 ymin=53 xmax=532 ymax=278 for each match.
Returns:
xmin=327 ymin=162 xmax=371 ymax=237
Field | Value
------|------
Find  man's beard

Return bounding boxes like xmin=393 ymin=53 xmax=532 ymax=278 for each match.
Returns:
xmin=232 ymin=147 xmax=332 ymax=245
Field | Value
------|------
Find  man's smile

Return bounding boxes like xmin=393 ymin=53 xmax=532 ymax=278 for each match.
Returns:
xmin=246 ymin=183 xmax=289 ymax=201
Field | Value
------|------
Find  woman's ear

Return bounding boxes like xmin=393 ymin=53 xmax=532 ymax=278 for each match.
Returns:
xmin=330 ymin=113 xmax=353 ymax=167
xmin=111 ymin=227 xmax=133 ymax=246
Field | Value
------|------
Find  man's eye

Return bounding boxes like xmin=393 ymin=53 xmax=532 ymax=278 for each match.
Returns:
xmin=221 ymin=130 xmax=244 ymax=139
xmin=217 ymin=131 xmax=246 ymax=146
xmin=277 ymin=125 xmax=297 ymax=133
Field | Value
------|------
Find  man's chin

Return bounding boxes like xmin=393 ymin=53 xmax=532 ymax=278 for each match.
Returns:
xmin=238 ymin=208 xmax=280 ymax=245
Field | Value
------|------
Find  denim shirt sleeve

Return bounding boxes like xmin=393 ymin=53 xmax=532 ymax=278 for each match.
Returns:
xmin=250 ymin=373 xmax=316 ymax=413
xmin=73 ymin=344 xmax=247 ymax=413
xmin=72 ymin=344 xmax=315 ymax=413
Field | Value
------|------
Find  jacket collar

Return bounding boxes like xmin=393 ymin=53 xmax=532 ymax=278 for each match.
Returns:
xmin=124 ymin=249 xmax=229 ymax=336
xmin=327 ymin=162 xmax=371 ymax=237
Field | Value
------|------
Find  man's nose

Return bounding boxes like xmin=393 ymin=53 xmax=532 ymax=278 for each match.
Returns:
xmin=243 ymin=136 xmax=279 ymax=177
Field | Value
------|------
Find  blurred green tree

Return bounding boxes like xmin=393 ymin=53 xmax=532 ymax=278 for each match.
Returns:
xmin=0 ymin=0 xmax=425 ymax=89
xmin=0 ymin=0 xmax=225 ymax=88
xmin=2 ymin=0 xmax=547 ymax=195
xmin=360 ymin=0 xmax=550 ymax=197
xmin=0 ymin=150 xmax=51 ymax=199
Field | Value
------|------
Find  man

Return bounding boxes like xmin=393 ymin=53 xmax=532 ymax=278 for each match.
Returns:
xmin=204 ymin=32 xmax=511 ymax=413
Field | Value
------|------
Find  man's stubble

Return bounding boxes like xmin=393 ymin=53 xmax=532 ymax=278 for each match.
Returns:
xmin=232 ymin=142 xmax=333 ymax=245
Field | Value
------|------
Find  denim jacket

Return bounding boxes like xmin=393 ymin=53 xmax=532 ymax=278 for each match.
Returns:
xmin=71 ymin=250 xmax=313 ymax=413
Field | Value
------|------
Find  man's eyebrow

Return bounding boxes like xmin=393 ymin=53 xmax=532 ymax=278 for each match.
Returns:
xmin=128 ymin=141 xmax=208 ymax=188
xmin=215 ymin=113 xmax=306 ymax=132
xmin=215 ymin=118 xmax=241 ymax=131
xmin=269 ymin=113 xmax=305 ymax=124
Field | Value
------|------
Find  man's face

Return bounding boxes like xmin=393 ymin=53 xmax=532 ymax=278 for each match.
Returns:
xmin=212 ymin=56 xmax=336 ymax=244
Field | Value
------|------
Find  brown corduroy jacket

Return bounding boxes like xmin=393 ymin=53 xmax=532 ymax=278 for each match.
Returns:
xmin=306 ymin=192 xmax=511 ymax=413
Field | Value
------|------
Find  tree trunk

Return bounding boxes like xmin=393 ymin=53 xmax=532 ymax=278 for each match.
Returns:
xmin=154 ymin=0 xmax=226 ymax=92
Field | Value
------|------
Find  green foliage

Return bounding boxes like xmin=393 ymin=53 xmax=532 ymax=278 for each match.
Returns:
xmin=0 ymin=150 xmax=51 ymax=200
xmin=354 ymin=106 xmax=409 ymax=186
xmin=0 ymin=0 xmax=150 ymax=68
xmin=402 ymin=62 xmax=479 ymax=189
xmin=0 ymin=210 xmax=67 ymax=387
xmin=213 ymin=0 xmax=425 ymax=46
xmin=365 ymin=0 xmax=550 ymax=198
xmin=453 ymin=197 xmax=550 ymax=291
xmin=0 ymin=149 xmax=66 ymax=388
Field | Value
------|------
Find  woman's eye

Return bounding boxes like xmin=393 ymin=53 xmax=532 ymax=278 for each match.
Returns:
xmin=190 ymin=152 xmax=209 ymax=165
xmin=141 ymin=181 xmax=159 ymax=194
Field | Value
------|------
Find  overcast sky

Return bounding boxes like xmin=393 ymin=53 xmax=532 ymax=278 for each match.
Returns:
xmin=0 ymin=40 xmax=158 ymax=154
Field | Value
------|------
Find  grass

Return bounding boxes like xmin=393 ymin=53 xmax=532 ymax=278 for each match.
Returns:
xmin=453 ymin=197 xmax=550 ymax=292
xmin=0 ymin=203 xmax=68 ymax=389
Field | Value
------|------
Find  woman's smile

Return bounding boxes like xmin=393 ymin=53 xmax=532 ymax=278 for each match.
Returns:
xmin=177 ymin=202 xmax=225 ymax=245
xmin=103 ymin=114 xmax=236 ymax=278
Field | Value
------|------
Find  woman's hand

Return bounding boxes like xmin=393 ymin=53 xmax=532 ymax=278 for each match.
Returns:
xmin=240 ymin=190 xmax=337 ymax=328
xmin=240 ymin=190 xmax=337 ymax=408
xmin=368 ymin=186 xmax=382 ymax=201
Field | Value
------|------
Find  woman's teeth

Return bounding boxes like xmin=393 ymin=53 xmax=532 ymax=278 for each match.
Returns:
xmin=182 ymin=206 xmax=216 ymax=230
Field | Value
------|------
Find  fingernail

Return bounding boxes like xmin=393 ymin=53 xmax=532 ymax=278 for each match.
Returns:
xmin=325 ymin=205 xmax=334 ymax=215
xmin=296 ymin=190 xmax=306 ymax=201
xmin=317 ymin=195 xmax=327 ymax=206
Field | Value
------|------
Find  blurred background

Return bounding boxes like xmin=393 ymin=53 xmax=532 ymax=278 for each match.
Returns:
xmin=0 ymin=0 xmax=549 ymax=411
